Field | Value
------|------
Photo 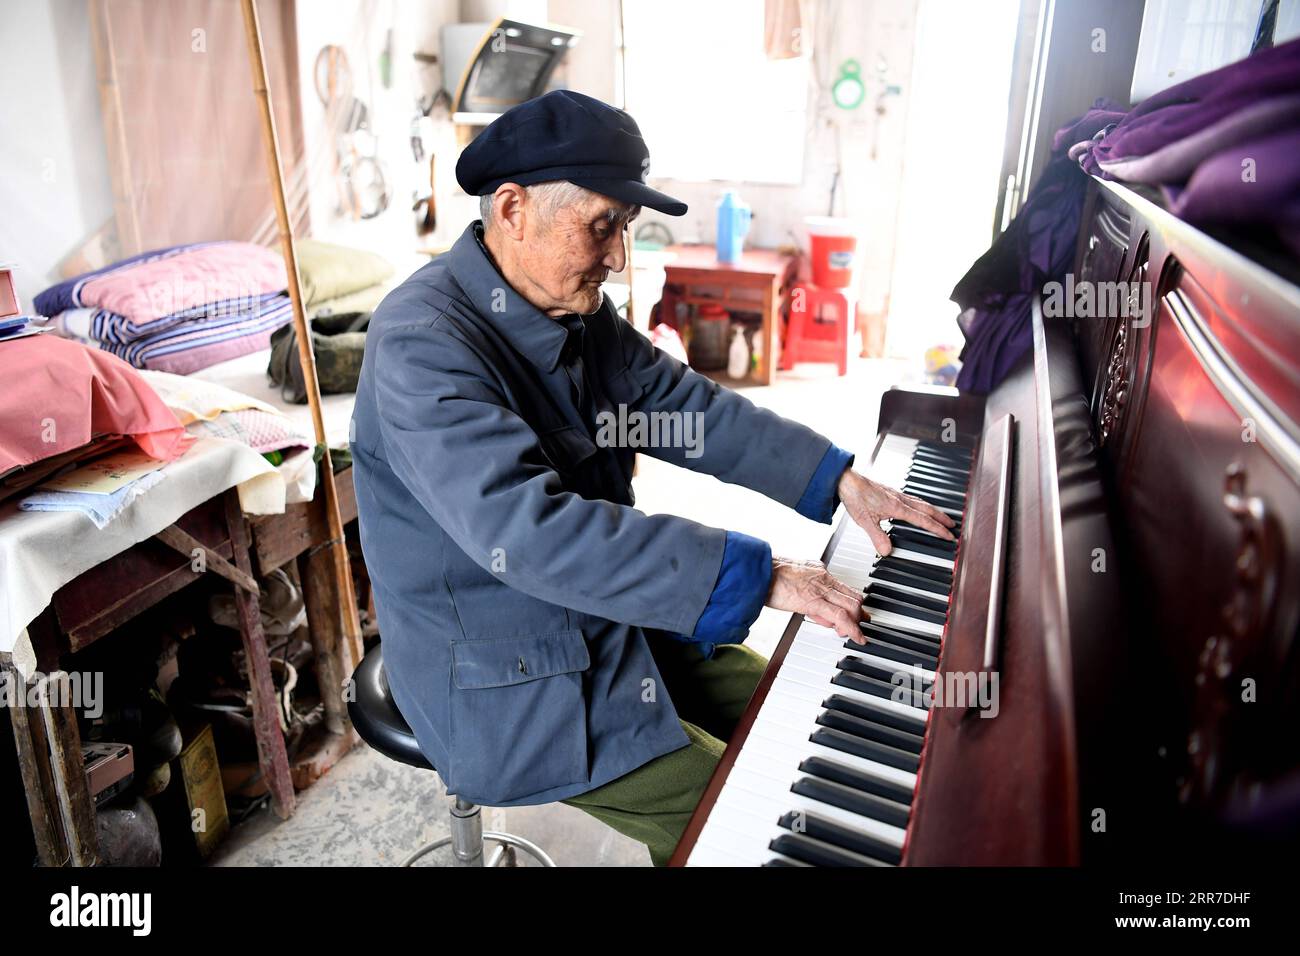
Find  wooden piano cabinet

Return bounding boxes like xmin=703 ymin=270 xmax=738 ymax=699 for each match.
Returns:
xmin=1074 ymin=177 xmax=1300 ymax=849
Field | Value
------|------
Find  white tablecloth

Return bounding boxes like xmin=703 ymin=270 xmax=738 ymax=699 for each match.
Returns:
xmin=1 ymin=437 xmax=294 ymax=660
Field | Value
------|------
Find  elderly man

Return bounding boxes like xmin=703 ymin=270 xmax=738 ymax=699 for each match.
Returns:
xmin=350 ymin=90 xmax=952 ymax=866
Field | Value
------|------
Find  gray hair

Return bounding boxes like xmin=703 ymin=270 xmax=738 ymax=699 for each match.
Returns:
xmin=480 ymin=181 xmax=638 ymax=231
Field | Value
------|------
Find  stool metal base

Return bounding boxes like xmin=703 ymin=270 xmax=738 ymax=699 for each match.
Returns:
xmin=399 ymin=797 xmax=556 ymax=867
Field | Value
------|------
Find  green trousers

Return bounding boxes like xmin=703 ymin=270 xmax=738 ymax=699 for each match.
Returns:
xmin=560 ymin=633 xmax=769 ymax=866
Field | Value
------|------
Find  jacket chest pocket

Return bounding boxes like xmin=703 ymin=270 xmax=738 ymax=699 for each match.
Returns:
xmin=538 ymin=425 xmax=598 ymax=475
xmin=446 ymin=629 xmax=591 ymax=802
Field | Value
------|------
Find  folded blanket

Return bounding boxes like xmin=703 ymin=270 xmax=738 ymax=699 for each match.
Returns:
xmin=53 ymin=294 xmax=294 ymax=375
xmin=35 ymin=241 xmax=286 ymax=322
xmin=295 ymin=239 xmax=394 ymax=306
xmin=20 ymin=469 xmax=166 ymax=530
xmin=33 ymin=242 xmax=212 ymax=316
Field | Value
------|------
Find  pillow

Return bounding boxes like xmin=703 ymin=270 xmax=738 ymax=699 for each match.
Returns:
xmin=294 ymin=239 xmax=395 ymax=306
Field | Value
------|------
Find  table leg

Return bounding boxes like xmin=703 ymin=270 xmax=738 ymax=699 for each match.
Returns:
xmin=5 ymin=659 xmax=69 ymax=865
xmin=758 ymin=284 xmax=777 ymax=385
xmin=36 ymin=671 xmax=99 ymax=866
xmin=223 ymin=490 xmax=296 ymax=820
xmin=298 ymin=543 xmax=353 ymax=736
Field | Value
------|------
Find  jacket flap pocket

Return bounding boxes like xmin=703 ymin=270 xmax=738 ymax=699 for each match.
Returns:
xmin=538 ymin=425 xmax=598 ymax=470
xmin=451 ymin=629 xmax=591 ymax=689
xmin=602 ymin=365 xmax=647 ymax=405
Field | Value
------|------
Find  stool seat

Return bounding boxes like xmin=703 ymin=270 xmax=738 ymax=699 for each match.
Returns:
xmin=348 ymin=646 xmax=432 ymax=771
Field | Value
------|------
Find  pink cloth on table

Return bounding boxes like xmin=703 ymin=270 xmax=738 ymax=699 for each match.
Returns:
xmin=0 ymin=335 xmax=193 ymax=472
xmin=78 ymin=242 xmax=287 ymax=322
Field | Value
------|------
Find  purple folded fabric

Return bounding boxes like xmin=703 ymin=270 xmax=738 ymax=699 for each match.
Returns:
xmin=951 ymin=37 xmax=1300 ymax=394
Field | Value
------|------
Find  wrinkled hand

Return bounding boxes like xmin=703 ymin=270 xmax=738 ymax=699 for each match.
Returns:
xmin=766 ymin=556 xmax=867 ymax=643
xmin=837 ymin=468 xmax=956 ymax=557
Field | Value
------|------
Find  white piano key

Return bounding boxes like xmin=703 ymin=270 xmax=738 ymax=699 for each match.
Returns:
xmin=688 ymin=431 xmax=972 ymax=867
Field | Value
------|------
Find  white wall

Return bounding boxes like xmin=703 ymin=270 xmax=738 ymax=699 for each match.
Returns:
xmin=0 ymin=0 xmax=116 ymax=309
xmin=548 ymin=0 xmax=921 ymax=315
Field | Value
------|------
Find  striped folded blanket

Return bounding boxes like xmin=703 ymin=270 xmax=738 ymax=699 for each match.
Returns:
xmin=52 ymin=294 xmax=294 ymax=375
xmin=36 ymin=240 xmax=293 ymax=374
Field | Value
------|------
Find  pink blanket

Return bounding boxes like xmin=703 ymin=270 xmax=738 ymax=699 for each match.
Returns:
xmin=79 ymin=242 xmax=287 ymax=322
xmin=0 ymin=336 xmax=193 ymax=473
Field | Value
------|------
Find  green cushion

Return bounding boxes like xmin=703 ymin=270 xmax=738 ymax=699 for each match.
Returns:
xmin=294 ymin=239 xmax=394 ymax=306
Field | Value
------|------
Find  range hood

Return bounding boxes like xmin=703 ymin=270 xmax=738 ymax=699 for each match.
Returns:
xmin=441 ymin=17 xmax=581 ymax=126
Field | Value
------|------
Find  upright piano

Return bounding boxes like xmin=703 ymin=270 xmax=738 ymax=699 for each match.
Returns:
xmin=671 ymin=174 xmax=1300 ymax=866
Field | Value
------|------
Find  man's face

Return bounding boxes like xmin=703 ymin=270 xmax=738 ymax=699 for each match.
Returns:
xmin=521 ymin=191 xmax=638 ymax=316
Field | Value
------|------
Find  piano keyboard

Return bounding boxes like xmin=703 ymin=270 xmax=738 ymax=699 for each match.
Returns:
xmin=683 ymin=433 xmax=975 ymax=867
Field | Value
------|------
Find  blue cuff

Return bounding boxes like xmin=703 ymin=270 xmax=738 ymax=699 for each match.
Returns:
xmin=794 ymin=443 xmax=856 ymax=524
xmin=682 ymin=531 xmax=773 ymax=657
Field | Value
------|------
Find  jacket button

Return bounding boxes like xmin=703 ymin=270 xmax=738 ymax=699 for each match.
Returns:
xmin=518 ymin=657 xmax=527 ymax=674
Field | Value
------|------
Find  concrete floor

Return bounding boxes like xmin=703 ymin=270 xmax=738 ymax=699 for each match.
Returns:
xmin=211 ymin=356 xmax=912 ymax=867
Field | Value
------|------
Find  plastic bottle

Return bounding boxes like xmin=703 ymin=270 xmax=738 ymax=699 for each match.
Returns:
xmin=727 ymin=326 xmax=750 ymax=379
xmin=716 ymin=190 xmax=752 ymax=264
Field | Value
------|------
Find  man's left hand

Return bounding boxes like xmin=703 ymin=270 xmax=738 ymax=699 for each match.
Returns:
xmin=837 ymin=468 xmax=957 ymax=557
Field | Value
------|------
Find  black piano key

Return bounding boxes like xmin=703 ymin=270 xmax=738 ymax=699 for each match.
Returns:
xmin=768 ymin=831 xmax=886 ymax=867
xmin=886 ymin=534 xmax=958 ymax=563
xmin=762 ymin=856 xmax=813 ymax=867
xmin=917 ymin=438 xmax=972 ymax=456
xmin=798 ymin=755 xmax=916 ymax=805
xmin=864 ymin=592 xmax=949 ymax=625
xmin=831 ymin=668 xmax=929 ymax=711
xmin=866 ymin=582 xmax=950 ymax=614
xmin=779 ymin=809 xmax=902 ymax=865
xmin=845 ymin=635 xmax=937 ymax=669
xmin=890 ymin=526 xmax=958 ymax=553
xmin=914 ymin=455 xmax=971 ymax=473
xmin=860 ymin=620 xmax=943 ymax=652
xmin=816 ymin=708 xmax=925 ymax=754
xmin=916 ymin=442 xmax=972 ymax=462
xmin=838 ymin=656 xmax=933 ymax=695
xmin=822 ymin=693 xmax=929 ymax=735
xmin=870 ymin=564 xmax=952 ymax=596
xmin=792 ymin=775 xmax=913 ymax=826
xmin=876 ymin=555 xmax=953 ymax=585
xmin=891 ymin=518 xmax=962 ymax=540
xmin=905 ymin=471 xmax=969 ymax=494
xmin=896 ymin=493 xmax=963 ymax=519
xmin=912 ymin=452 xmax=971 ymax=473
xmin=901 ymin=483 xmax=966 ymax=508
xmin=908 ymin=459 xmax=970 ymax=482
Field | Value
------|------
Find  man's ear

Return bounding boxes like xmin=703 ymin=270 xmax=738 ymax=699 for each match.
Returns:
xmin=491 ymin=183 xmax=529 ymax=241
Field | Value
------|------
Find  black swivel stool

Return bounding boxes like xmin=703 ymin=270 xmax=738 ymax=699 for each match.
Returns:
xmin=348 ymin=645 xmax=556 ymax=867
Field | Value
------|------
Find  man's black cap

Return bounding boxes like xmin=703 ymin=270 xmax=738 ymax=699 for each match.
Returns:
xmin=455 ymin=90 xmax=688 ymax=216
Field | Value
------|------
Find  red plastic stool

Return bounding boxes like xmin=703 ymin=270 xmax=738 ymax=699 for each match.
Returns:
xmin=779 ymin=282 xmax=849 ymax=375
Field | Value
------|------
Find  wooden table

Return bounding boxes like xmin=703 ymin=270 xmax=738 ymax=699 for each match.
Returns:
xmin=660 ymin=245 xmax=799 ymax=385
xmin=8 ymin=467 xmax=363 ymax=866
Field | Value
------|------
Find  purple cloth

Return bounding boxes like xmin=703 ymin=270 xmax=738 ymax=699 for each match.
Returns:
xmin=951 ymin=106 xmax=1121 ymax=392
xmin=951 ymin=37 xmax=1300 ymax=393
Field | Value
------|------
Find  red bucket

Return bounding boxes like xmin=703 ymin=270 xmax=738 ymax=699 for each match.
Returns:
xmin=806 ymin=217 xmax=858 ymax=289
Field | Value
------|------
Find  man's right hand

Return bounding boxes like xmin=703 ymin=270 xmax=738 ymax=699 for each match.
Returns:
xmin=766 ymin=556 xmax=867 ymax=643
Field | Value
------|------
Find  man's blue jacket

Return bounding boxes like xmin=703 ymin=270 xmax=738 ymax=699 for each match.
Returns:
xmin=350 ymin=221 xmax=853 ymax=806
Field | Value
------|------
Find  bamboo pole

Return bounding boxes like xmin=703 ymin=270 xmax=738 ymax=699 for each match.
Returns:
xmin=240 ymin=0 xmax=364 ymax=673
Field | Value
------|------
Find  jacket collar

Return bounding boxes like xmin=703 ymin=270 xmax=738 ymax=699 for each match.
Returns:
xmin=447 ymin=221 xmax=579 ymax=373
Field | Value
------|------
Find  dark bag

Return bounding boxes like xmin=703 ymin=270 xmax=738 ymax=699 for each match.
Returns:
xmin=268 ymin=311 xmax=371 ymax=404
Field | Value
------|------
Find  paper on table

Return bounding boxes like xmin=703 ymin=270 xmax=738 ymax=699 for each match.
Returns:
xmin=37 ymin=448 xmax=164 ymax=495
